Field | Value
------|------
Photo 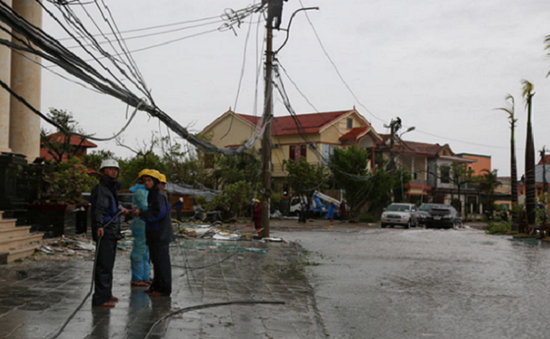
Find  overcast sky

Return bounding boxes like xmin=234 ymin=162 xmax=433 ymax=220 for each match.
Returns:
xmin=39 ymin=0 xmax=550 ymax=177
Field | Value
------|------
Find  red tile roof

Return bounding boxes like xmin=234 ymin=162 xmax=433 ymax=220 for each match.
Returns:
xmin=377 ymin=135 xmax=447 ymax=156
xmin=400 ymin=140 xmax=446 ymax=156
xmin=41 ymin=132 xmax=98 ymax=148
xmin=235 ymin=110 xmax=352 ymax=136
xmin=339 ymin=127 xmax=370 ymax=141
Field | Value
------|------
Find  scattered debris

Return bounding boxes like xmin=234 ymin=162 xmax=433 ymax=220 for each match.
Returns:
xmin=262 ymin=237 xmax=283 ymax=242
xmin=174 ymin=222 xmax=242 ymax=241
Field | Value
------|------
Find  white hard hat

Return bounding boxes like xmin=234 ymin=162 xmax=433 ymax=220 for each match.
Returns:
xmin=100 ymin=159 xmax=119 ymax=171
xmin=179 ymin=197 xmax=183 ymax=202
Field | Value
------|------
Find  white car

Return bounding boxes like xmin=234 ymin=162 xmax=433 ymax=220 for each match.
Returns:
xmin=381 ymin=203 xmax=419 ymax=229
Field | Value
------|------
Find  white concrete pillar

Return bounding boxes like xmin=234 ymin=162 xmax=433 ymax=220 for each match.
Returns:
xmin=9 ymin=0 xmax=42 ymax=161
xmin=0 ymin=0 xmax=12 ymax=153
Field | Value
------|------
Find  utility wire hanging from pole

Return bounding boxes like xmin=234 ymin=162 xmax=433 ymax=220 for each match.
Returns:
xmin=259 ymin=1 xmax=319 ymax=237
xmin=0 ymin=0 xmax=266 ymax=156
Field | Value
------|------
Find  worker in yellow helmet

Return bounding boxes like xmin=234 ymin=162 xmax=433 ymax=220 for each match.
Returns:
xmin=133 ymin=169 xmax=174 ymax=297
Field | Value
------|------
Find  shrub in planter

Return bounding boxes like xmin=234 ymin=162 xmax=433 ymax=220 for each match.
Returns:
xmin=29 ymin=158 xmax=98 ymax=237
xmin=486 ymin=220 xmax=512 ymax=235
xmin=38 ymin=158 xmax=97 ymax=205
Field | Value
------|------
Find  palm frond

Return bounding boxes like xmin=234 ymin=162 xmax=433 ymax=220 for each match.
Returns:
xmin=521 ymin=80 xmax=534 ymax=107
xmin=495 ymin=94 xmax=516 ymax=126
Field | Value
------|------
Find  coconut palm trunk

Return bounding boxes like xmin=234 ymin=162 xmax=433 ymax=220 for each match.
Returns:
xmin=522 ymin=81 xmax=536 ymax=227
xmin=497 ymin=95 xmax=518 ymax=226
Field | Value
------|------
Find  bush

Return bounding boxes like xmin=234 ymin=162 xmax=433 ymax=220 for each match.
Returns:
xmin=485 ymin=220 xmax=511 ymax=235
xmin=39 ymin=158 xmax=97 ymax=205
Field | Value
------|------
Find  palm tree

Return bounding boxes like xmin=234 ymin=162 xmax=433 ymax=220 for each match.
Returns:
xmin=497 ymin=95 xmax=518 ymax=225
xmin=522 ymin=80 xmax=536 ymax=226
xmin=479 ymin=169 xmax=501 ymax=216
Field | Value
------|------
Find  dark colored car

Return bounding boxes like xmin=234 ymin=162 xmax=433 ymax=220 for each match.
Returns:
xmin=423 ymin=204 xmax=462 ymax=229
xmin=417 ymin=203 xmax=438 ymax=226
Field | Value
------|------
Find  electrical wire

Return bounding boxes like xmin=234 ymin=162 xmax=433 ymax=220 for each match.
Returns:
xmin=220 ymin=0 xmax=260 ymax=141
xmin=0 ymin=0 xmax=271 ymax=156
xmin=57 ymin=15 xmax=222 ymax=40
xmin=0 ymin=76 xmax=142 ymax=142
xmin=144 ymin=300 xmax=285 ymax=339
xmin=48 ymin=210 xmax=124 ymax=339
xmin=171 ymin=246 xmax=240 ymax=270
xmin=297 ymin=0 xmax=384 ymax=125
xmin=271 ymin=59 xmax=375 ymax=183
xmin=63 ymin=17 xmax=225 ymax=49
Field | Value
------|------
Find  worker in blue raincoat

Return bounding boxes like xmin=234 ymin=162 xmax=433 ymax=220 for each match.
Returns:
xmin=326 ymin=201 xmax=336 ymax=222
xmin=129 ymin=173 xmax=150 ymax=287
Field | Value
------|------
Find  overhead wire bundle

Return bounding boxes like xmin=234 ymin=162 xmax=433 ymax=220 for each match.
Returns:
xmin=0 ymin=0 xmax=270 ymax=155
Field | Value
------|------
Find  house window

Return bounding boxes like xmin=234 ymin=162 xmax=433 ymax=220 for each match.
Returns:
xmin=347 ymin=118 xmax=353 ymax=129
xmin=290 ymin=145 xmax=307 ymax=162
xmin=440 ymin=165 xmax=450 ymax=184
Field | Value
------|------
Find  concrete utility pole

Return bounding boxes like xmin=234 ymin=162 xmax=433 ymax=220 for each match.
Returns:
xmin=261 ymin=0 xmax=274 ymax=238
xmin=388 ymin=116 xmax=401 ymax=174
xmin=542 ymin=147 xmax=547 ymax=223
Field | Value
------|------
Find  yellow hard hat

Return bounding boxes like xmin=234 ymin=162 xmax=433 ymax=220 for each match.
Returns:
xmin=255 ymin=199 xmax=260 ymax=203
xmin=140 ymin=169 xmax=162 ymax=182
xmin=159 ymin=173 xmax=167 ymax=184
xmin=138 ymin=169 xmax=151 ymax=178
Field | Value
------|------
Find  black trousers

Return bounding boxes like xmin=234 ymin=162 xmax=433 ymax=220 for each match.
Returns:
xmin=149 ymin=243 xmax=172 ymax=296
xmin=92 ymin=237 xmax=117 ymax=305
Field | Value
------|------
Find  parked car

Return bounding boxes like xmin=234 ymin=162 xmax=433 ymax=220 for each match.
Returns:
xmin=417 ymin=203 xmax=438 ymax=227
xmin=423 ymin=204 xmax=462 ymax=229
xmin=381 ymin=203 xmax=419 ymax=228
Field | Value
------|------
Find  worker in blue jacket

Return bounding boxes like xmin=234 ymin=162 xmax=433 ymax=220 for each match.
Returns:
xmin=134 ymin=170 xmax=175 ymax=297
xmin=326 ymin=201 xmax=336 ymax=223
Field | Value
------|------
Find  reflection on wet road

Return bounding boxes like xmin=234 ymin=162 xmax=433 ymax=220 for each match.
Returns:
xmin=279 ymin=227 xmax=550 ymax=339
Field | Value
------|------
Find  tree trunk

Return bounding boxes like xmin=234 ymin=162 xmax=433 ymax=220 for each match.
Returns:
xmin=525 ymin=94 xmax=536 ymax=226
xmin=510 ymin=126 xmax=518 ymax=226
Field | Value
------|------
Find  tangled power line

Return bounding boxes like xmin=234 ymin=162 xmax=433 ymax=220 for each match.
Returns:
xmin=0 ymin=0 xmax=268 ymax=154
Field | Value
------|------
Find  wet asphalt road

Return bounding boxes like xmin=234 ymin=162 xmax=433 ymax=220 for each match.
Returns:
xmin=278 ymin=226 xmax=550 ymax=339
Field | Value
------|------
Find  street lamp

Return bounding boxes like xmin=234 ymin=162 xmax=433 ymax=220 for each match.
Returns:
xmin=401 ymin=126 xmax=416 ymax=136
xmin=397 ymin=126 xmax=415 ymax=202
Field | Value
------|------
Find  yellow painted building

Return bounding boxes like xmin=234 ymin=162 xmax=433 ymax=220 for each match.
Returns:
xmin=200 ymin=108 xmax=382 ymax=189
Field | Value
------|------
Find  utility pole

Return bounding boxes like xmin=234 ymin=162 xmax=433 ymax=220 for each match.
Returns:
xmin=389 ymin=122 xmax=395 ymax=174
xmin=261 ymin=1 xmax=274 ymax=238
xmin=387 ymin=116 xmax=401 ymax=174
xmin=542 ymin=146 xmax=547 ymax=224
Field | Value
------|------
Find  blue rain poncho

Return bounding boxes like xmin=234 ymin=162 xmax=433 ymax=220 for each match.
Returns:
xmin=129 ymin=184 xmax=150 ymax=282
